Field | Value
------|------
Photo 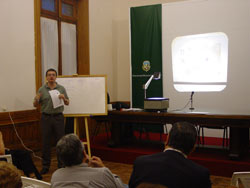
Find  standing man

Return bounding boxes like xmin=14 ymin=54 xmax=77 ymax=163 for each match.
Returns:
xmin=33 ymin=68 xmax=69 ymax=175
xmin=129 ymin=121 xmax=211 ymax=188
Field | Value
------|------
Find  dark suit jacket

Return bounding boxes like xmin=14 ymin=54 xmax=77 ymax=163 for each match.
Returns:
xmin=129 ymin=150 xmax=211 ymax=188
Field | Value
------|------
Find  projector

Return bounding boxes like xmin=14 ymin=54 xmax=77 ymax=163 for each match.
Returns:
xmin=144 ymin=97 xmax=169 ymax=111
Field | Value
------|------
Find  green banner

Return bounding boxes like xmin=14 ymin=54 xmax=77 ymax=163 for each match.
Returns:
xmin=131 ymin=4 xmax=163 ymax=108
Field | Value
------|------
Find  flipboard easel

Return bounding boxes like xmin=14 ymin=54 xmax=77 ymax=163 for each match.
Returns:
xmin=57 ymin=75 xmax=108 ymax=157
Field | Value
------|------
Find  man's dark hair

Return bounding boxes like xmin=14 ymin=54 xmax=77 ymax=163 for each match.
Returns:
xmin=56 ymin=134 xmax=84 ymax=167
xmin=46 ymin=68 xmax=57 ymax=76
xmin=168 ymin=122 xmax=197 ymax=155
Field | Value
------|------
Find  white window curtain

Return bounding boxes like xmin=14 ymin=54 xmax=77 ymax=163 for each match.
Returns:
xmin=61 ymin=22 xmax=77 ymax=75
xmin=40 ymin=17 xmax=58 ymax=83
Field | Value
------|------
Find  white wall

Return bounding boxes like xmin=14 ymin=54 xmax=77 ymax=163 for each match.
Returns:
xmin=162 ymin=0 xmax=250 ymax=114
xmin=89 ymin=0 xmax=115 ymax=100
xmin=0 ymin=0 xmax=36 ymax=112
xmin=161 ymin=0 xmax=250 ymax=137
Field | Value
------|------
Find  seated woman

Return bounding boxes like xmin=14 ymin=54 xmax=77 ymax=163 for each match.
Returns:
xmin=0 ymin=161 xmax=23 ymax=188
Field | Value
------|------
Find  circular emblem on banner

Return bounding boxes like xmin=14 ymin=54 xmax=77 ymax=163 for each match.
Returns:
xmin=142 ymin=60 xmax=151 ymax=72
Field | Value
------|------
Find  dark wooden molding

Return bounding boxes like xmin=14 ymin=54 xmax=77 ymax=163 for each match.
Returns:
xmin=77 ymin=0 xmax=90 ymax=75
xmin=34 ymin=0 xmax=42 ymax=90
xmin=0 ymin=109 xmax=40 ymax=126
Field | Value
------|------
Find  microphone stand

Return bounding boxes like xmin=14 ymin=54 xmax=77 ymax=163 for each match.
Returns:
xmin=189 ymin=91 xmax=195 ymax=111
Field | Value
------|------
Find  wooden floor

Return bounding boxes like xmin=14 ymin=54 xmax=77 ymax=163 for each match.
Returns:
xmin=28 ymin=148 xmax=232 ymax=188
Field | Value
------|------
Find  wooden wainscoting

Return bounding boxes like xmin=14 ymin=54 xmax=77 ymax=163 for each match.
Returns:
xmin=0 ymin=109 xmax=41 ymax=151
xmin=0 ymin=101 xmax=130 ymax=151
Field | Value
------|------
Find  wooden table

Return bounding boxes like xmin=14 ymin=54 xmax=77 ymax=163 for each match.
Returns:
xmin=93 ymin=110 xmax=250 ymax=160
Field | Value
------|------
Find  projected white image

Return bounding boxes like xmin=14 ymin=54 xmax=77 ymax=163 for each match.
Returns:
xmin=172 ymin=32 xmax=228 ymax=92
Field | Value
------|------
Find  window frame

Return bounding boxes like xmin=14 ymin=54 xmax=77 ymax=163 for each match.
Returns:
xmin=35 ymin=0 xmax=89 ymax=90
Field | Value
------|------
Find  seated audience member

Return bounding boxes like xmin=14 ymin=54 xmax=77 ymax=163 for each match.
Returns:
xmin=51 ymin=133 xmax=126 ymax=188
xmin=0 ymin=161 xmax=22 ymax=188
xmin=0 ymin=132 xmax=5 ymax=155
xmin=129 ymin=121 xmax=211 ymax=188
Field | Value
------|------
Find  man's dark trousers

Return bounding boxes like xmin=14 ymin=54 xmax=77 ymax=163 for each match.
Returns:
xmin=41 ymin=113 xmax=65 ymax=169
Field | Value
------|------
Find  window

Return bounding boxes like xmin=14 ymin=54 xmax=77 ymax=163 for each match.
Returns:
xmin=62 ymin=2 xmax=74 ymax=17
xmin=40 ymin=0 xmax=77 ymax=81
xmin=171 ymin=32 xmax=228 ymax=92
xmin=35 ymin=0 xmax=89 ymax=89
xmin=42 ymin=0 xmax=56 ymax=12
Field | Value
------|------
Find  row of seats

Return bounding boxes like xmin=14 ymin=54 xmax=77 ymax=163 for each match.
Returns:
xmin=92 ymin=122 xmax=229 ymax=147
xmin=197 ymin=125 xmax=229 ymax=147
